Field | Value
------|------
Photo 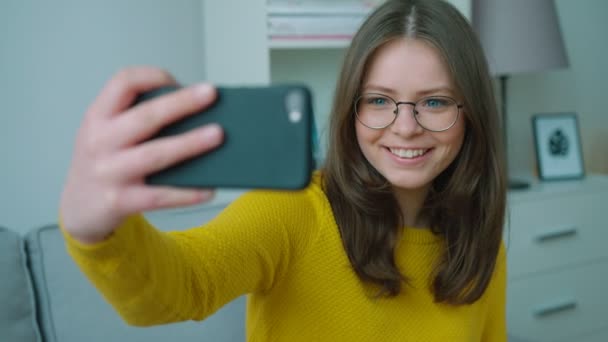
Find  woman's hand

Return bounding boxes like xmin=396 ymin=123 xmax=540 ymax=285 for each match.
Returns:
xmin=59 ymin=67 xmax=224 ymax=244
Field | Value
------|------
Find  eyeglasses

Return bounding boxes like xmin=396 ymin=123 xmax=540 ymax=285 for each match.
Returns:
xmin=354 ymin=93 xmax=463 ymax=132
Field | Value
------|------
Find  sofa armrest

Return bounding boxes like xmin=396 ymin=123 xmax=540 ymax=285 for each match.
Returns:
xmin=26 ymin=207 xmax=246 ymax=342
xmin=0 ymin=226 xmax=41 ymax=342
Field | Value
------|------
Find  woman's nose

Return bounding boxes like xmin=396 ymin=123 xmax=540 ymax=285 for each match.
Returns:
xmin=390 ymin=104 xmax=424 ymax=136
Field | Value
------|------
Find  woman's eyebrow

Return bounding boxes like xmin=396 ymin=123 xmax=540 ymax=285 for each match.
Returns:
xmin=362 ymin=84 xmax=398 ymax=95
xmin=416 ymin=87 xmax=454 ymax=97
xmin=362 ymin=84 xmax=455 ymax=97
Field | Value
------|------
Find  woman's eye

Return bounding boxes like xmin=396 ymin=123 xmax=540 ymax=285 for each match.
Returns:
xmin=423 ymin=98 xmax=447 ymax=107
xmin=368 ymin=97 xmax=387 ymax=105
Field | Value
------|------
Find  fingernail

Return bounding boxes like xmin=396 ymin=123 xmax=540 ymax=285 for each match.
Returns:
xmin=201 ymin=123 xmax=222 ymax=140
xmin=194 ymin=83 xmax=213 ymax=98
xmin=199 ymin=190 xmax=216 ymax=202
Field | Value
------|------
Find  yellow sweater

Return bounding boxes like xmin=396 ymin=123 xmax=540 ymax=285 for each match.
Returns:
xmin=62 ymin=175 xmax=506 ymax=341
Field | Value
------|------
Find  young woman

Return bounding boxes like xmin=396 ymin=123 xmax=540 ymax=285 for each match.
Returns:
xmin=60 ymin=0 xmax=506 ymax=340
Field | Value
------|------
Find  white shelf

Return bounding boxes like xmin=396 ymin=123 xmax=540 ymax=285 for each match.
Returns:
xmin=269 ymin=38 xmax=351 ymax=49
xmin=267 ymin=3 xmax=375 ymax=15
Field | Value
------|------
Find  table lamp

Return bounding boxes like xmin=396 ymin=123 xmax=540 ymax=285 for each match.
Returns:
xmin=472 ymin=0 xmax=569 ymax=189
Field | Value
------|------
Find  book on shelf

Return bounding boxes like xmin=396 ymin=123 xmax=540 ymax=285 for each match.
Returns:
xmin=268 ymin=16 xmax=365 ymax=39
xmin=267 ymin=0 xmax=381 ymax=40
xmin=267 ymin=0 xmax=380 ymax=16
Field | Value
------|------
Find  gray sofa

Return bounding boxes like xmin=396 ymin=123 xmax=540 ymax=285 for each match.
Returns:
xmin=0 ymin=203 xmax=246 ymax=342
xmin=1 ymin=215 xmax=531 ymax=342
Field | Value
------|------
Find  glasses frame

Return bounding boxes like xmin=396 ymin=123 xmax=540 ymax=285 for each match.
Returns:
xmin=354 ymin=93 xmax=464 ymax=132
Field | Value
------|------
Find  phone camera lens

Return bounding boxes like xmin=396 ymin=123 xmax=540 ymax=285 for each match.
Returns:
xmin=289 ymin=110 xmax=302 ymax=123
xmin=285 ymin=89 xmax=306 ymax=124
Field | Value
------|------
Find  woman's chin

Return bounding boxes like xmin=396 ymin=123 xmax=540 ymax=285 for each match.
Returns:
xmin=386 ymin=174 xmax=433 ymax=193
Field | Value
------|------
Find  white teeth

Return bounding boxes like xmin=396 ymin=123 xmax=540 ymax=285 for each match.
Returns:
xmin=389 ymin=148 xmax=427 ymax=159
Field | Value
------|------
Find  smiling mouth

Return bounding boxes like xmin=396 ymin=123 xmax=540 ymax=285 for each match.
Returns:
xmin=388 ymin=147 xmax=431 ymax=159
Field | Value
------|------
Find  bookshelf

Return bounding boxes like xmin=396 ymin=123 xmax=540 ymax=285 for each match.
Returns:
xmin=201 ymin=0 xmax=471 ymax=85
xmin=267 ymin=0 xmax=470 ymax=49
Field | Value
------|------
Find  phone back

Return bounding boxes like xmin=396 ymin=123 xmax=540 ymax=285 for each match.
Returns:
xmin=137 ymin=84 xmax=314 ymax=190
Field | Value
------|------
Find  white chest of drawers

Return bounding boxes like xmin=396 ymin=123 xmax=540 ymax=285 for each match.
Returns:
xmin=506 ymin=175 xmax=608 ymax=341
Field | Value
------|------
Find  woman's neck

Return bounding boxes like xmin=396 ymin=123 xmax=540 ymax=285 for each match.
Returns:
xmin=393 ymin=185 xmax=431 ymax=228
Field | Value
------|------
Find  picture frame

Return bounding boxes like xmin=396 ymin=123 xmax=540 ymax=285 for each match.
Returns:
xmin=532 ymin=113 xmax=585 ymax=181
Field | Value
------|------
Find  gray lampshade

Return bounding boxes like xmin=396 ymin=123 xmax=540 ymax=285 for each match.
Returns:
xmin=472 ymin=0 xmax=569 ymax=76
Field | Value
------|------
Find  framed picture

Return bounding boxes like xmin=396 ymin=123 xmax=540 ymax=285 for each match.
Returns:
xmin=532 ymin=113 xmax=585 ymax=181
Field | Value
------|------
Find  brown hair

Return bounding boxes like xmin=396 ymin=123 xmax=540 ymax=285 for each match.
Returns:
xmin=322 ymin=0 xmax=506 ymax=304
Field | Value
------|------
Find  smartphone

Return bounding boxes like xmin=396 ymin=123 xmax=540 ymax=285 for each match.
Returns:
xmin=133 ymin=84 xmax=314 ymax=190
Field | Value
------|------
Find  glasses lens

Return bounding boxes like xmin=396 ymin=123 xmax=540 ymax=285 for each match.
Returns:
xmin=414 ymin=96 xmax=459 ymax=131
xmin=355 ymin=94 xmax=396 ymax=128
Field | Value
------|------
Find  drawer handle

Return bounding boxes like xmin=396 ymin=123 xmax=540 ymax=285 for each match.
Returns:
xmin=535 ymin=227 xmax=578 ymax=243
xmin=534 ymin=300 xmax=578 ymax=318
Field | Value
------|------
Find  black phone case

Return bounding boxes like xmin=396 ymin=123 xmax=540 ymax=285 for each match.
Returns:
xmin=135 ymin=84 xmax=314 ymax=190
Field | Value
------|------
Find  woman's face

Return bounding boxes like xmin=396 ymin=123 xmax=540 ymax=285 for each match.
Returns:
xmin=355 ymin=38 xmax=466 ymax=194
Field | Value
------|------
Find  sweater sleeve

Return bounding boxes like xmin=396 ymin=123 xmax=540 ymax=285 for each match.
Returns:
xmin=481 ymin=242 xmax=507 ymax=341
xmin=61 ymin=188 xmax=317 ymax=326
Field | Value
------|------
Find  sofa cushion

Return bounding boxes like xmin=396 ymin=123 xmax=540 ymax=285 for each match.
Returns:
xmin=25 ymin=220 xmax=246 ymax=342
xmin=0 ymin=226 xmax=41 ymax=342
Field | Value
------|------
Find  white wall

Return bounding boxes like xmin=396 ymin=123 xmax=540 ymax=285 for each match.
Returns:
xmin=2 ymin=0 xmax=607 ymax=235
xmin=0 ymin=0 xmax=206 ymax=234
xmin=508 ymin=0 xmax=608 ymax=178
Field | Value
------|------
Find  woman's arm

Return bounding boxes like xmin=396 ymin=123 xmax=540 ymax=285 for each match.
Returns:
xmin=63 ymin=188 xmax=315 ymax=326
